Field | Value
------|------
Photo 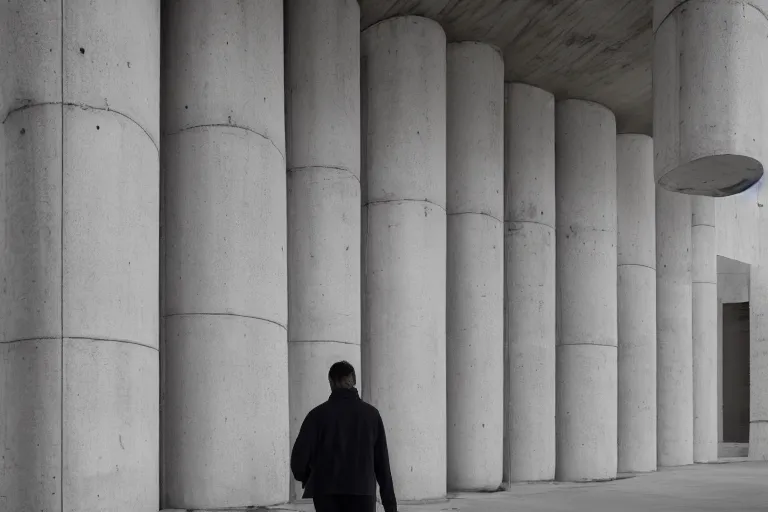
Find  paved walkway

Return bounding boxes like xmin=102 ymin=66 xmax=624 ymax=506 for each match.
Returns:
xmin=273 ymin=460 xmax=768 ymax=511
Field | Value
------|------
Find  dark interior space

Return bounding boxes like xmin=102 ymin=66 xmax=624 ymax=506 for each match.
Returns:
xmin=722 ymin=302 xmax=750 ymax=444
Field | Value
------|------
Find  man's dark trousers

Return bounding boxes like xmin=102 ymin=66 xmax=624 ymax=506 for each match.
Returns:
xmin=313 ymin=494 xmax=376 ymax=512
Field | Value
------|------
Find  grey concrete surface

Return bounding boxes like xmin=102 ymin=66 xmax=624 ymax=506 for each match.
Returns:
xmin=692 ymin=197 xmax=719 ymax=462
xmin=161 ymin=0 xmax=289 ymax=508
xmin=0 ymin=1 xmax=160 ymax=510
xmin=266 ymin=462 xmax=768 ymax=512
xmin=503 ymin=83 xmax=557 ymax=483
xmin=285 ymin=0 xmax=361 ymax=500
xmin=656 ymin=187 xmax=693 ymax=467
xmin=653 ymin=0 xmax=767 ymax=196
xmin=616 ymin=134 xmax=657 ymax=473
xmin=361 ymin=16 xmax=448 ymax=501
xmin=751 ymin=179 xmax=768 ymax=459
xmin=359 ymin=0 xmax=653 ymax=134
xmin=446 ymin=42 xmax=504 ymax=492
xmin=554 ymin=100 xmax=618 ymax=481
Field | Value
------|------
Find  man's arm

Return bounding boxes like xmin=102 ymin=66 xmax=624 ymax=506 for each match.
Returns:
xmin=290 ymin=412 xmax=315 ymax=486
xmin=374 ymin=413 xmax=397 ymax=512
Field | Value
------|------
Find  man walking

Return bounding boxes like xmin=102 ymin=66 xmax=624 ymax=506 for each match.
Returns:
xmin=291 ymin=361 xmax=398 ymax=512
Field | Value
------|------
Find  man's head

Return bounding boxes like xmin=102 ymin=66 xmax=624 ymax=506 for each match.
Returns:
xmin=328 ymin=360 xmax=356 ymax=390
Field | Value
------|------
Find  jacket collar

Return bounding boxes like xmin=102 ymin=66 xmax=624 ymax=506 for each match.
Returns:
xmin=329 ymin=387 xmax=360 ymax=400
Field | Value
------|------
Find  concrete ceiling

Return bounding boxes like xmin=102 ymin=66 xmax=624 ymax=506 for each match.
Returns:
xmin=360 ymin=0 xmax=653 ymax=134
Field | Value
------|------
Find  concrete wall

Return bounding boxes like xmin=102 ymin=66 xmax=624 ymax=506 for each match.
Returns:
xmin=750 ymin=178 xmax=768 ymax=458
xmin=716 ymin=187 xmax=759 ymax=265
xmin=718 ymin=256 xmax=750 ymax=304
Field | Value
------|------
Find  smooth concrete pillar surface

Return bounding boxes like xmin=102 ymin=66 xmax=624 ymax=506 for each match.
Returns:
xmin=616 ymin=134 xmax=657 ymax=473
xmin=718 ymin=299 xmax=724 ymax=444
xmin=0 ymin=1 xmax=160 ymax=511
xmin=751 ymin=179 xmax=768 ymax=459
xmin=504 ymin=83 xmax=556 ymax=483
xmin=653 ymin=0 xmax=768 ymax=196
xmin=446 ymin=42 xmax=504 ymax=492
xmin=692 ymin=197 xmax=718 ymax=462
xmin=161 ymin=1 xmax=289 ymax=508
xmin=555 ymin=100 xmax=618 ymax=481
xmin=285 ymin=0 xmax=361 ymax=500
xmin=656 ymin=187 xmax=693 ymax=466
xmin=361 ymin=16 xmax=447 ymax=501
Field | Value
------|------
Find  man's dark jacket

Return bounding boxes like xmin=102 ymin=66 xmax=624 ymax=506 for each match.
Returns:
xmin=290 ymin=388 xmax=397 ymax=512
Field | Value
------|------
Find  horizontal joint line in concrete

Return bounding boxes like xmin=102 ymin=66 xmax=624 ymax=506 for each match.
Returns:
xmin=504 ymin=219 xmax=556 ymax=231
xmin=1 ymin=336 xmax=61 ymax=344
xmin=693 ymin=280 xmax=717 ymax=285
xmin=164 ymin=312 xmax=287 ymax=331
xmin=557 ymin=343 xmax=618 ymax=348
xmin=289 ymin=339 xmax=360 ymax=346
xmin=0 ymin=335 xmax=157 ymax=351
xmin=66 ymin=336 xmax=158 ymax=351
xmin=165 ymin=123 xmax=285 ymax=162
xmin=618 ymin=263 xmax=656 ymax=271
xmin=287 ymin=165 xmax=361 ymax=184
xmin=448 ymin=211 xmax=503 ymax=224
xmin=693 ymin=223 xmax=715 ymax=228
xmin=364 ymin=198 xmax=446 ymax=212
xmin=751 ymin=419 xmax=768 ymax=424
xmin=2 ymin=101 xmax=159 ymax=151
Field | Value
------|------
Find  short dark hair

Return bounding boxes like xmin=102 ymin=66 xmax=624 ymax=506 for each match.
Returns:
xmin=328 ymin=361 xmax=356 ymax=387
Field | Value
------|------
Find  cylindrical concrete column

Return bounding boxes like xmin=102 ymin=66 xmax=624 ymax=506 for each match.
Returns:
xmin=555 ymin=100 xmax=618 ymax=481
xmin=0 ymin=1 xmax=160 ymax=511
xmin=285 ymin=0 xmax=361 ymax=500
xmin=750 ymin=179 xmax=768 ymax=459
xmin=656 ymin=187 xmax=693 ymax=467
xmin=161 ymin=1 xmax=289 ymax=508
xmin=504 ymin=84 xmax=556 ymax=483
xmin=616 ymin=134 xmax=657 ymax=473
xmin=692 ymin=197 xmax=718 ymax=462
xmin=653 ymin=0 xmax=767 ymax=196
xmin=361 ymin=16 xmax=447 ymax=501
xmin=445 ymin=42 xmax=504 ymax=492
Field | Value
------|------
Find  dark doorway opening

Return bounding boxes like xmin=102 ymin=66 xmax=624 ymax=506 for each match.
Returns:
xmin=722 ymin=302 xmax=750 ymax=444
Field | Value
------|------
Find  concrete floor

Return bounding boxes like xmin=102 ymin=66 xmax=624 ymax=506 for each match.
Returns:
xmin=272 ymin=461 xmax=768 ymax=512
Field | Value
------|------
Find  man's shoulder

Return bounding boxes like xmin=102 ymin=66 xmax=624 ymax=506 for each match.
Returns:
xmin=358 ymin=399 xmax=383 ymax=419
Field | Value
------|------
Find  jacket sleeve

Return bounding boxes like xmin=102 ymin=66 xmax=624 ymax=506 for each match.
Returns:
xmin=290 ymin=411 xmax=315 ymax=486
xmin=374 ymin=412 xmax=397 ymax=512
